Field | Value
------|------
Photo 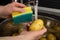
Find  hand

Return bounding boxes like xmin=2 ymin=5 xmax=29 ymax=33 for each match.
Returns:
xmin=18 ymin=27 xmax=47 ymax=40
xmin=17 ymin=22 xmax=47 ymax=40
xmin=0 ymin=2 xmax=26 ymax=18
xmin=0 ymin=27 xmax=46 ymax=40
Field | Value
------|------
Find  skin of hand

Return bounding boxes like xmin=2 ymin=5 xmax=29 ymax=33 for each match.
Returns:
xmin=0 ymin=2 xmax=26 ymax=18
xmin=0 ymin=27 xmax=47 ymax=40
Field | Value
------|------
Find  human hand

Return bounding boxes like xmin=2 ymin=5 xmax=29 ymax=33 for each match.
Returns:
xmin=0 ymin=27 xmax=47 ymax=40
xmin=0 ymin=2 xmax=26 ymax=18
xmin=17 ymin=27 xmax=47 ymax=40
xmin=17 ymin=22 xmax=47 ymax=40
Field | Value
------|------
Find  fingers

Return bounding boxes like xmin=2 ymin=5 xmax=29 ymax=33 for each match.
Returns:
xmin=13 ymin=7 xmax=25 ymax=12
xmin=12 ymin=2 xmax=26 ymax=8
xmin=12 ymin=2 xmax=26 ymax=12
xmin=1 ymin=2 xmax=26 ymax=16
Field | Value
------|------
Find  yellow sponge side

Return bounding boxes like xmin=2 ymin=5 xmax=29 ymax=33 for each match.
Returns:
xmin=12 ymin=7 xmax=32 ymax=17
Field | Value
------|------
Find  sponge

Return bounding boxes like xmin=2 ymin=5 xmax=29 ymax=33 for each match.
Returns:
xmin=12 ymin=7 xmax=33 ymax=24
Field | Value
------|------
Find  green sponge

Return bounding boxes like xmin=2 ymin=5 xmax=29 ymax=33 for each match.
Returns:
xmin=12 ymin=7 xmax=33 ymax=24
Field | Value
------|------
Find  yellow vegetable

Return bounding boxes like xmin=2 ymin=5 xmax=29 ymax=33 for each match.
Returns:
xmin=40 ymin=37 xmax=47 ymax=40
xmin=12 ymin=33 xmax=18 ymax=36
xmin=47 ymin=33 xmax=56 ymax=40
xmin=29 ymin=19 xmax=44 ymax=31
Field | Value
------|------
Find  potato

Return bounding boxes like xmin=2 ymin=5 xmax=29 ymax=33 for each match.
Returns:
xmin=0 ymin=21 xmax=26 ymax=36
xmin=55 ymin=32 xmax=60 ymax=40
xmin=40 ymin=37 xmax=47 ymax=40
xmin=12 ymin=33 xmax=18 ymax=36
xmin=54 ymin=26 xmax=60 ymax=31
xmin=47 ymin=33 xmax=56 ymax=40
xmin=29 ymin=19 xmax=44 ymax=31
